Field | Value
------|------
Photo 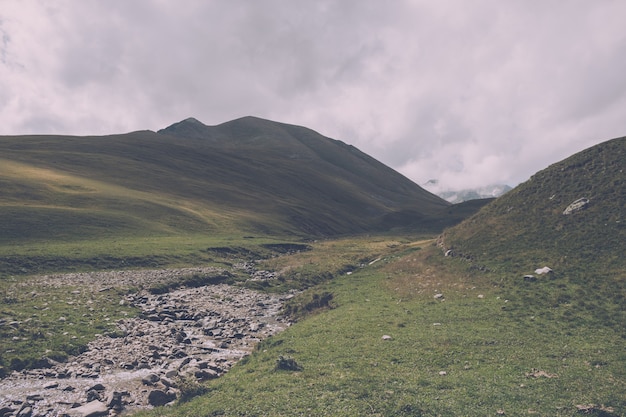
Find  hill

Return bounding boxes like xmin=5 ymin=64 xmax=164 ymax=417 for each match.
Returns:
xmin=440 ymin=135 xmax=625 ymax=329
xmin=0 ymin=116 xmax=483 ymax=259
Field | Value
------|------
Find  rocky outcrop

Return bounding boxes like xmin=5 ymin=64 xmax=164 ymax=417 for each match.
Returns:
xmin=563 ymin=197 xmax=589 ymax=215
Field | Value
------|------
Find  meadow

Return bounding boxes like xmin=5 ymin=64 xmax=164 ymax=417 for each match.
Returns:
xmin=126 ymin=237 xmax=625 ymax=417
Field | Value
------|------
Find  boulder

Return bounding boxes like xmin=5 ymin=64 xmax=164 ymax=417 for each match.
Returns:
xmin=147 ymin=389 xmax=177 ymax=407
xmin=71 ymin=400 xmax=108 ymax=417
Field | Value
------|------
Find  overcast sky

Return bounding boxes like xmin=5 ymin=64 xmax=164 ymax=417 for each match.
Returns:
xmin=2 ymin=1 xmax=625 ymax=191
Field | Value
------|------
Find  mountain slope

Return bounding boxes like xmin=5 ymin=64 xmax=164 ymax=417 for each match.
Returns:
xmin=0 ymin=116 xmax=463 ymax=243
xmin=440 ymin=135 xmax=625 ymax=329
xmin=440 ymin=135 xmax=625 ymax=273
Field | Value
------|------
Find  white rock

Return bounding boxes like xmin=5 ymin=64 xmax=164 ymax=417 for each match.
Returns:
xmin=382 ymin=335 xmax=392 ymax=340
xmin=534 ymin=266 xmax=553 ymax=275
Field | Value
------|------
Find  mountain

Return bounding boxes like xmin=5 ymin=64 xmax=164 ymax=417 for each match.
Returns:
xmin=422 ymin=180 xmax=511 ymax=203
xmin=0 ymin=116 xmax=476 ymax=243
xmin=437 ymin=184 xmax=511 ymax=203
xmin=440 ymin=135 xmax=625 ymax=272
xmin=440 ymin=135 xmax=625 ymax=328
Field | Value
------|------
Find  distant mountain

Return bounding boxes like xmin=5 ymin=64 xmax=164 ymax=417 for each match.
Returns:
xmin=0 ymin=116 xmax=479 ymax=243
xmin=422 ymin=180 xmax=511 ymax=203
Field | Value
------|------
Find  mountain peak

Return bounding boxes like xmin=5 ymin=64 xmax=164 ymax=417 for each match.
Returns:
xmin=181 ymin=117 xmax=206 ymax=126
xmin=157 ymin=117 xmax=210 ymax=139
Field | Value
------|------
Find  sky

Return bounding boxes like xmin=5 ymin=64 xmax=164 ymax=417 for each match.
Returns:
xmin=1 ymin=1 xmax=626 ymax=191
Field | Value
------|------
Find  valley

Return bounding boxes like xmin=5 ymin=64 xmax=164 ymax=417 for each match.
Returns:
xmin=0 ymin=119 xmax=624 ymax=415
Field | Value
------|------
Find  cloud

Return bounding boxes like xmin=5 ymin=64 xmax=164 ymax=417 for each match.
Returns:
xmin=1 ymin=0 xmax=625 ymax=190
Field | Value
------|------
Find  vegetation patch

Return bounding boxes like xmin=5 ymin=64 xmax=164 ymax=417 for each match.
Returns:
xmin=281 ymin=290 xmax=335 ymax=321
xmin=0 ymin=280 xmax=137 ymax=374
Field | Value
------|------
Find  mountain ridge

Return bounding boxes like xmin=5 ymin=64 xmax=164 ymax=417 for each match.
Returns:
xmin=0 ymin=116 xmax=478 ymax=244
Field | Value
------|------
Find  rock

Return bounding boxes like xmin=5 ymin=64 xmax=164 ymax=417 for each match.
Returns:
xmin=563 ymin=197 xmax=589 ymax=215
xmin=0 ymin=407 xmax=16 ymax=417
xmin=25 ymin=395 xmax=43 ymax=402
xmin=71 ymin=400 xmax=108 ymax=417
xmin=87 ymin=383 xmax=106 ymax=393
xmin=107 ymin=391 xmax=128 ymax=412
xmin=534 ymin=266 xmax=553 ymax=275
xmin=382 ymin=335 xmax=392 ymax=340
xmin=192 ymin=367 xmax=219 ymax=381
xmin=86 ymin=390 xmax=103 ymax=402
xmin=142 ymin=373 xmax=160 ymax=385
xmin=16 ymin=406 xmax=32 ymax=417
xmin=434 ymin=293 xmax=444 ymax=300
xmin=523 ymin=275 xmax=536 ymax=282
xmin=147 ymin=389 xmax=176 ymax=407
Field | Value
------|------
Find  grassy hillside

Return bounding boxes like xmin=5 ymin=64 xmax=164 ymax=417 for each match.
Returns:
xmin=440 ymin=135 xmax=625 ymax=332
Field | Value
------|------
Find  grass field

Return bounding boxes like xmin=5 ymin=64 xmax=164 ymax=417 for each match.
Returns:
xmin=129 ymin=239 xmax=625 ymax=417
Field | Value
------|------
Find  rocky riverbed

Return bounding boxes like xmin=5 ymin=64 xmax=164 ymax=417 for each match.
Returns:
xmin=0 ymin=267 xmax=293 ymax=417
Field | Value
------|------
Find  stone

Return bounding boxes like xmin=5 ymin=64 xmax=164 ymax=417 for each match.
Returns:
xmin=523 ymin=275 xmax=536 ymax=282
xmin=534 ymin=266 xmax=553 ymax=275
xmin=563 ymin=197 xmax=589 ymax=215
xmin=71 ymin=400 xmax=108 ymax=417
xmin=25 ymin=395 xmax=43 ymax=402
xmin=16 ymin=406 xmax=32 ymax=417
xmin=86 ymin=389 xmax=102 ymax=402
xmin=107 ymin=391 xmax=127 ymax=412
xmin=0 ymin=407 xmax=16 ymax=417
xmin=434 ymin=293 xmax=444 ymax=300
xmin=382 ymin=335 xmax=392 ymax=340
xmin=147 ymin=389 xmax=176 ymax=407
xmin=87 ymin=383 xmax=106 ymax=392
xmin=142 ymin=373 xmax=160 ymax=385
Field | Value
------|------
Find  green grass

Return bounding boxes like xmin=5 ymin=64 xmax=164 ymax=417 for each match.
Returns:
xmin=0 ymin=280 xmax=136 ymax=375
xmin=133 ymin=242 xmax=625 ymax=416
